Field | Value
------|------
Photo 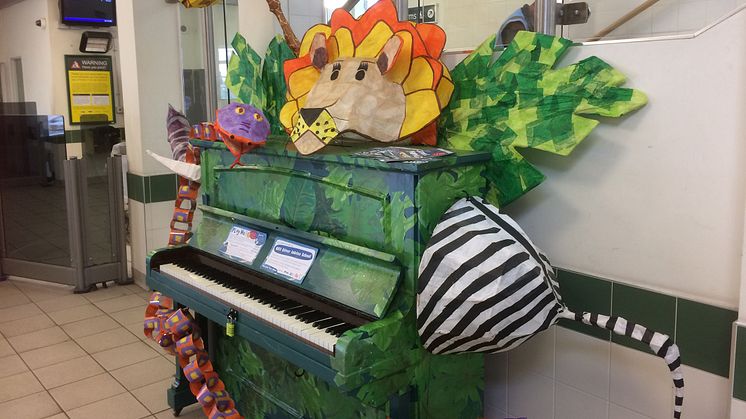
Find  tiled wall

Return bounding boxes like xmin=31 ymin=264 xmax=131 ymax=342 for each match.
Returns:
xmin=410 ymin=0 xmax=744 ymax=50
xmin=563 ymin=0 xmax=744 ymax=41
xmin=483 ymin=269 xmax=738 ymax=419
xmin=125 ymin=173 xmax=179 ymax=281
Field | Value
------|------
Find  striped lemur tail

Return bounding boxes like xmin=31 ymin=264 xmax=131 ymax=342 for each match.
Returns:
xmin=559 ymin=310 xmax=684 ymax=419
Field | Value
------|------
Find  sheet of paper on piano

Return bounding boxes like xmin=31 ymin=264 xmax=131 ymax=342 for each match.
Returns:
xmin=260 ymin=238 xmax=318 ymax=283
xmin=219 ymin=225 xmax=267 ymax=265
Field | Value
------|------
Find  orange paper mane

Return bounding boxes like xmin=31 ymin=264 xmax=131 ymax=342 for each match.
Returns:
xmin=280 ymin=0 xmax=453 ymax=143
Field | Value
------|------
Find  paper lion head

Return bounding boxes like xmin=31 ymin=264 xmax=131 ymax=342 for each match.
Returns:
xmin=280 ymin=0 xmax=453 ymax=154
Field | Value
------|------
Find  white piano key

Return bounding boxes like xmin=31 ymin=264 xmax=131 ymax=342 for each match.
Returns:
xmin=159 ymin=263 xmax=341 ymax=353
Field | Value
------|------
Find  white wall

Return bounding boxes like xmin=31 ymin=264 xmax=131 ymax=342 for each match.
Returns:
xmin=504 ymin=9 xmax=746 ymax=309
xmin=0 ymin=0 xmax=54 ymax=113
xmin=478 ymin=8 xmax=746 ymax=419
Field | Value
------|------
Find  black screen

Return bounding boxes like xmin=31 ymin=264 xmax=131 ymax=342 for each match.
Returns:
xmin=61 ymin=0 xmax=116 ymax=27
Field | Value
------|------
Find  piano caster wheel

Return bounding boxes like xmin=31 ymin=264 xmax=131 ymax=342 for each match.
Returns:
xmin=173 ymin=407 xmax=182 ymax=417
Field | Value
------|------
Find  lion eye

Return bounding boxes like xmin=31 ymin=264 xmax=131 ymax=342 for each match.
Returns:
xmin=330 ymin=70 xmax=339 ymax=81
xmin=355 ymin=62 xmax=368 ymax=81
xmin=253 ymin=113 xmax=263 ymax=121
xmin=235 ymin=107 xmax=245 ymax=115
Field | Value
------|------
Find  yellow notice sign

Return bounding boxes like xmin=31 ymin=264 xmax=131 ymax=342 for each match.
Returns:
xmin=65 ymin=55 xmax=115 ymax=124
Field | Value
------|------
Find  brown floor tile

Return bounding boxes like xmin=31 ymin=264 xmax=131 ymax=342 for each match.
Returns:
xmin=21 ymin=340 xmax=86 ymax=370
xmin=0 ymin=338 xmax=14 ymax=357
xmin=14 ymin=281 xmax=73 ymax=303
xmin=92 ymin=341 xmax=160 ymax=371
xmin=8 ymin=326 xmax=69 ymax=353
xmin=49 ymin=372 xmax=126 ymax=411
xmin=75 ymin=328 xmax=139 ymax=354
xmin=0 ymin=371 xmax=44 ymax=402
xmin=0 ymin=313 xmax=54 ymax=338
xmin=131 ymin=378 xmax=172 ymax=413
xmin=93 ymin=294 xmax=148 ymax=313
xmin=110 ymin=356 xmax=176 ymax=390
xmin=66 ymin=392 xmax=150 ymax=419
xmin=110 ymin=306 xmax=147 ymax=326
xmin=83 ymin=286 xmax=133 ymax=303
xmin=47 ymin=304 xmax=105 ymax=325
xmin=42 ymin=414 xmax=69 ymax=419
xmin=0 ymin=291 xmax=30 ymax=310
xmin=36 ymin=295 xmax=89 ymax=313
xmin=62 ymin=316 xmax=119 ymax=339
xmin=0 ymin=302 xmax=43 ymax=323
xmin=124 ymin=322 xmax=148 ymax=341
xmin=0 ymin=391 xmax=62 ymax=419
xmin=154 ymin=404 xmax=204 ymax=418
xmin=33 ymin=355 xmax=104 ymax=389
xmin=0 ymin=354 xmax=28 ymax=378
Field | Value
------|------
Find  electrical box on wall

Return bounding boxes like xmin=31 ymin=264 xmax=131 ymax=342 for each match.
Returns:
xmin=408 ymin=4 xmax=437 ymax=23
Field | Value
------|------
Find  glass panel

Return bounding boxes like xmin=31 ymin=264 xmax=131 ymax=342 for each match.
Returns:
xmin=0 ymin=114 xmax=71 ymax=266
xmin=180 ymin=5 xmax=210 ymax=124
xmin=81 ymin=124 xmax=122 ymax=266
xmin=212 ymin=0 xmax=239 ymax=108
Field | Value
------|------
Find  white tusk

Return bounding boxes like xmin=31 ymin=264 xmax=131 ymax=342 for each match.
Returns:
xmin=146 ymin=150 xmax=201 ymax=183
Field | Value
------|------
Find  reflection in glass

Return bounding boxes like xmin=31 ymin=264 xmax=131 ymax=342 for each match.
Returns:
xmin=0 ymin=114 xmax=71 ymax=266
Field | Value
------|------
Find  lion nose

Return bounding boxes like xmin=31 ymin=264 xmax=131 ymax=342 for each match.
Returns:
xmin=299 ymin=108 xmax=325 ymax=125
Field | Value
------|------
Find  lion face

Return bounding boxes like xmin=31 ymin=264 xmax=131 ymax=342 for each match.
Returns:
xmin=290 ymin=35 xmax=405 ymax=154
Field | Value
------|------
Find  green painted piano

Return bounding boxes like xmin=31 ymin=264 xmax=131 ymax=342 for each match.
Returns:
xmin=147 ymin=136 xmax=490 ymax=418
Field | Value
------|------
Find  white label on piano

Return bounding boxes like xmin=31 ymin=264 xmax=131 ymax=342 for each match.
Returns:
xmin=260 ymin=238 xmax=318 ymax=283
xmin=219 ymin=225 xmax=267 ymax=265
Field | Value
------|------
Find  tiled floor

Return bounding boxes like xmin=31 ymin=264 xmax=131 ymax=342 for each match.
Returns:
xmin=0 ymin=277 xmax=205 ymax=419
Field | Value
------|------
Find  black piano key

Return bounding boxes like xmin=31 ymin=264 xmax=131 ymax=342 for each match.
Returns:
xmin=288 ymin=307 xmax=316 ymax=317
xmin=313 ymin=318 xmax=342 ymax=329
xmin=327 ymin=324 xmax=355 ymax=336
xmin=297 ymin=311 xmax=327 ymax=323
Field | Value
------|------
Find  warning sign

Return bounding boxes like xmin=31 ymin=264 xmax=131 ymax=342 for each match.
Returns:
xmin=65 ymin=55 xmax=115 ymax=124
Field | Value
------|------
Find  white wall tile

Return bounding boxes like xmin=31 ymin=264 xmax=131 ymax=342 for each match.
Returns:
xmin=608 ymin=403 xmax=651 ymax=419
xmin=145 ymin=201 xmax=175 ymax=232
xmin=485 ymin=353 xmax=508 ymax=414
xmin=680 ymin=366 xmax=730 ymax=419
xmin=555 ymin=326 xmax=611 ymax=399
xmin=678 ymin=1 xmax=708 ymax=32
xmin=507 ymin=326 xmax=556 ymax=379
xmin=128 ymin=200 xmax=147 ymax=276
xmin=555 ymin=382 xmax=609 ymax=419
xmin=609 ymin=344 xmax=675 ymax=419
xmin=731 ymin=397 xmax=746 ymax=419
xmin=507 ymin=370 xmax=554 ymax=419
xmin=146 ymin=228 xmax=170 ymax=253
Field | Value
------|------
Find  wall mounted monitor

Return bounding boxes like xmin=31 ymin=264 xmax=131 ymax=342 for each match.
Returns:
xmin=60 ymin=0 xmax=117 ymax=27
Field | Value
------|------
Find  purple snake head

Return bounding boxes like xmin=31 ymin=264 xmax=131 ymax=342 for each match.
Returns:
xmin=216 ymin=103 xmax=271 ymax=144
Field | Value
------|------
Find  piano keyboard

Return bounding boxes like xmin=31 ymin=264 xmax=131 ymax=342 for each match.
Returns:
xmin=159 ymin=262 xmax=356 ymax=354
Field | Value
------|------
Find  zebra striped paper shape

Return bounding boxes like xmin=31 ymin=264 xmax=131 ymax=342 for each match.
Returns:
xmin=417 ymin=197 xmax=683 ymax=419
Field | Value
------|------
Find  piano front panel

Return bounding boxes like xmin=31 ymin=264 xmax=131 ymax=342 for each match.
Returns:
xmin=215 ymin=334 xmax=389 ymax=419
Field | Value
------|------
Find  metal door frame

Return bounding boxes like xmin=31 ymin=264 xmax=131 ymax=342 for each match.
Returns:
xmin=0 ymin=156 xmax=130 ymax=291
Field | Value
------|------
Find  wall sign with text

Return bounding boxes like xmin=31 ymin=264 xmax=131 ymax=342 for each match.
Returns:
xmin=65 ymin=55 xmax=115 ymax=124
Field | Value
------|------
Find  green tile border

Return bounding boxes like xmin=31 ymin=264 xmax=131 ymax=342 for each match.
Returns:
xmin=127 ymin=173 xmax=177 ymax=203
xmin=734 ymin=326 xmax=746 ymax=400
xmin=556 ymin=268 xmax=737 ymax=378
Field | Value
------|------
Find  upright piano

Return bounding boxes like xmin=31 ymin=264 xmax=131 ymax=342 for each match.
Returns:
xmin=147 ymin=137 xmax=490 ymax=419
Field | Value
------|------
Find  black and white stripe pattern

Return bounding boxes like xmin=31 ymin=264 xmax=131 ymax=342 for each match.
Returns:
xmin=167 ymin=105 xmax=191 ymax=162
xmin=417 ymin=197 xmax=684 ymax=419
xmin=559 ymin=310 xmax=684 ymax=419
xmin=417 ymin=197 xmax=563 ymax=355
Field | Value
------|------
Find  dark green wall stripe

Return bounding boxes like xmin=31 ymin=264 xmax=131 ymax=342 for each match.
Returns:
xmin=556 ymin=268 xmax=737 ymax=378
xmin=734 ymin=326 xmax=746 ymax=400
xmin=127 ymin=173 xmax=177 ymax=203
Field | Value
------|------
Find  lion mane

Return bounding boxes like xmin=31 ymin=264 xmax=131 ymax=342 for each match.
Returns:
xmin=279 ymin=0 xmax=453 ymax=144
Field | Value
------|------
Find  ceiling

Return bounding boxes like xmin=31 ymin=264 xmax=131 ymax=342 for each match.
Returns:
xmin=0 ymin=0 xmax=27 ymax=10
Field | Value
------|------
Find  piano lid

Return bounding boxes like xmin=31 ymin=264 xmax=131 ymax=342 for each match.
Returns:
xmin=191 ymin=135 xmax=490 ymax=174
xmin=191 ymin=205 xmax=402 ymax=320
